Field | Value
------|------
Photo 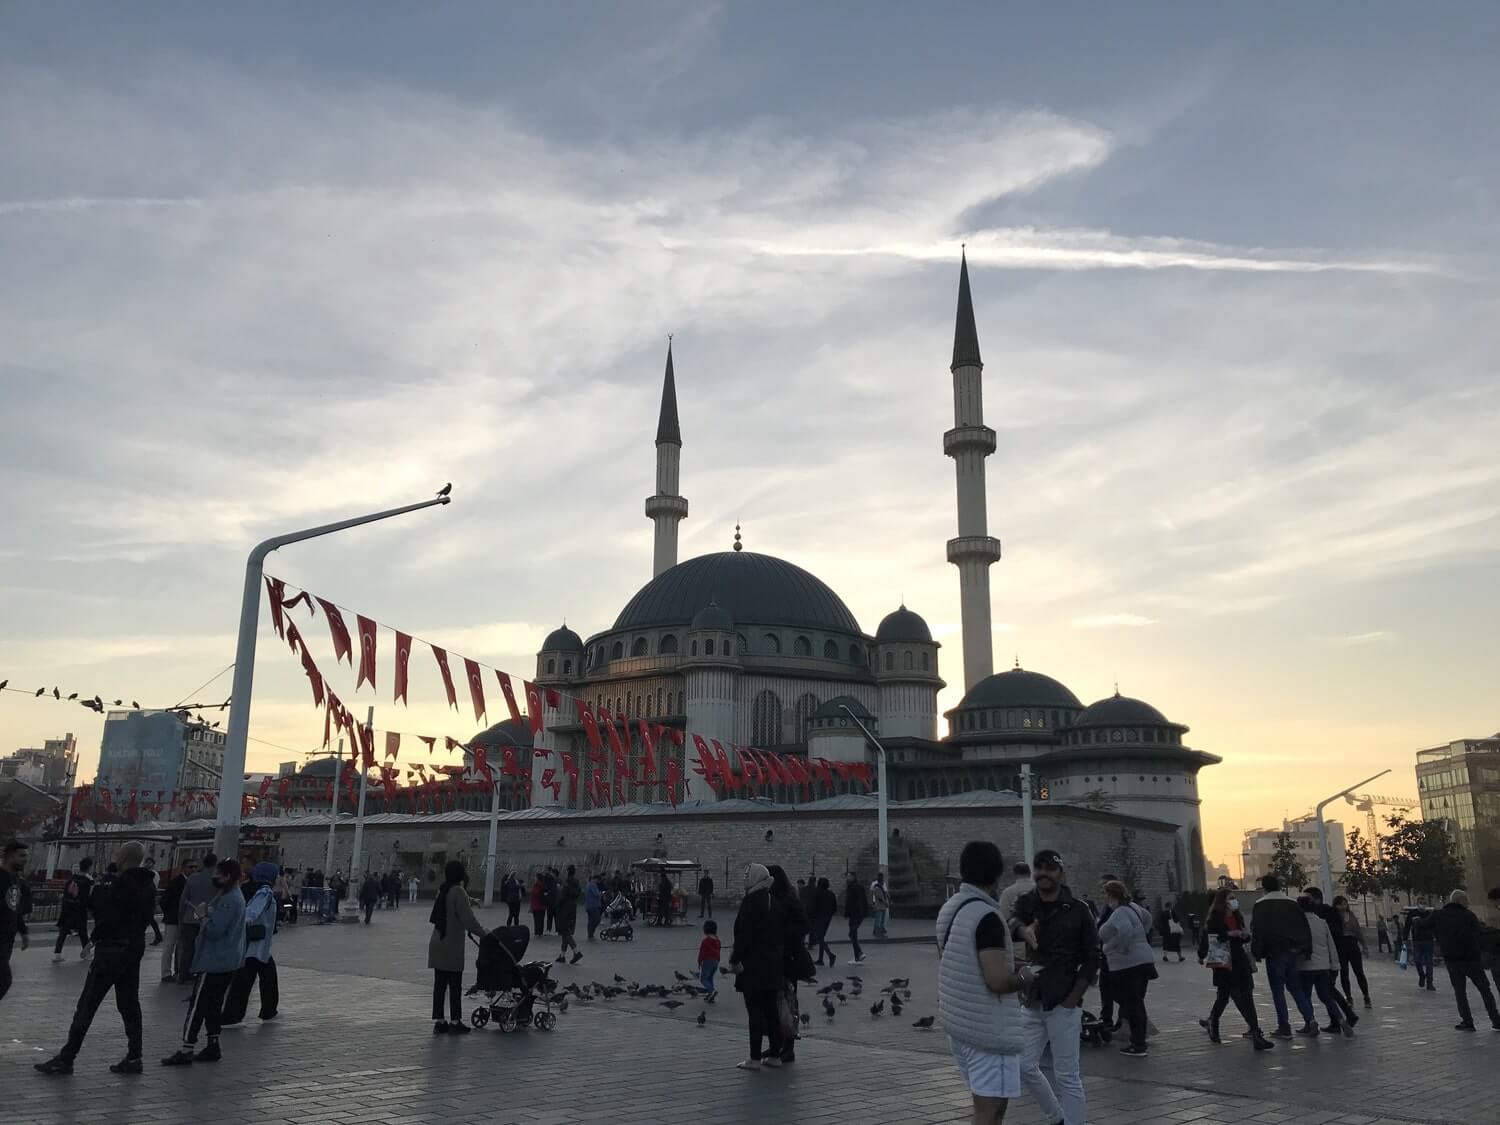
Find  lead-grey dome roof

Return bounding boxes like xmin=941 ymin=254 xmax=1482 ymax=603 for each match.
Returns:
xmin=541 ymin=625 xmax=584 ymax=652
xmin=876 ymin=605 xmax=932 ymax=643
xmin=469 ymin=718 xmax=535 ymax=750
xmin=613 ymin=551 xmax=862 ymax=634
xmin=811 ymin=695 xmax=873 ymax=721
xmin=1072 ymin=694 xmax=1170 ymax=727
xmin=957 ymin=667 xmax=1081 ymax=711
xmin=690 ymin=599 xmax=734 ymax=631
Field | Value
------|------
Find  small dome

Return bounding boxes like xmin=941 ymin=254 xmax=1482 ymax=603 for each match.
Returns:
xmin=958 ymin=667 xmax=1081 ymax=711
xmin=690 ymin=599 xmax=734 ymax=631
xmin=470 ymin=718 xmax=535 ymax=750
xmin=1072 ymin=694 xmax=1170 ymax=727
xmin=876 ymin=605 xmax=932 ymax=644
xmin=811 ymin=694 xmax=874 ymax=722
xmin=541 ymin=624 xmax=583 ymax=652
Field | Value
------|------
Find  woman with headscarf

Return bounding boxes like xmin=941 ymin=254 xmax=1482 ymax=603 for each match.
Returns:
xmin=427 ymin=860 xmax=487 ymax=1035
xmin=220 ymin=861 xmax=280 ymax=1026
xmin=730 ymin=863 xmax=785 ymax=1070
xmin=767 ymin=865 xmax=813 ymax=1063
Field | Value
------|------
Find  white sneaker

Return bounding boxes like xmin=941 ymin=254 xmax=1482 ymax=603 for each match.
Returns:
xmin=849 ymin=956 xmax=867 ymax=965
xmin=52 ymin=954 xmax=65 ymax=963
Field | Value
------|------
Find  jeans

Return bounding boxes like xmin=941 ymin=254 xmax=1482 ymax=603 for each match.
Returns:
xmin=742 ymin=988 xmax=783 ymax=1061
xmin=1300 ymin=969 xmax=1344 ymax=1026
xmin=1021 ymin=1004 xmax=1085 ymax=1125
xmin=873 ymin=908 xmax=889 ymax=937
xmin=1447 ymin=961 xmax=1500 ymax=1027
xmin=1264 ymin=950 xmax=1314 ymax=1029
xmin=432 ymin=969 xmax=463 ymax=1022
xmin=182 ymin=970 xmax=234 ymax=1046
xmin=700 ymin=960 xmax=719 ymax=993
xmin=158 ymin=923 xmax=179 ymax=980
xmin=847 ymin=918 xmax=864 ymax=961
xmin=1110 ymin=963 xmax=1152 ymax=1048
xmin=409 ymin=887 xmax=417 ymax=903
xmin=62 ymin=957 xmax=142 ymax=1061
xmin=221 ymin=957 xmax=279 ymax=1023
xmin=586 ymin=908 xmax=602 ymax=940
xmin=1338 ymin=940 xmax=1370 ymax=1001
xmin=1413 ymin=941 xmax=1435 ymax=986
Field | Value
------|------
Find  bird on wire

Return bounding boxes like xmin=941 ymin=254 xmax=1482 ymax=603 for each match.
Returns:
xmin=912 ymin=1016 xmax=935 ymax=1030
xmin=132 ymin=701 xmax=140 ymax=708
xmin=52 ymin=687 xmax=60 ymax=699
xmin=0 ymin=680 xmax=7 ymax=691
xmin=66 ymin=692 xmax=78 ymax=700
xmin=35 ymin=688 xmax=45 ymax=696
xmin=437 ymin=482 xmax=452 ymax=497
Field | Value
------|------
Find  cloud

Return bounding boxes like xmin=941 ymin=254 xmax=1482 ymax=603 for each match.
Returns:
xmin=1072 ymin=613 xmax=1157 ymax=629
xmin=1333 ymin=630 xmax=1394 ymax=646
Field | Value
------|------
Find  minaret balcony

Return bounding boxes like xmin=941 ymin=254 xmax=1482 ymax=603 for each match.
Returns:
xmin=947 ymin=535 xmax=1002 ymax=565
xmin=943 ymin=425 xmax=997 ymax=457
xmin=644 ymin=494 xmax=690 ymax=520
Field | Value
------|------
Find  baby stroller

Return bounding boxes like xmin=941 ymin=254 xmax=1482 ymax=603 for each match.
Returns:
xmin=468 ymin=926 xmax=559 ymax=1033
xmin=599 ymin=893 xmax=634 ymax=942
xmin=1079 ymin=1009 xmax=1112 ymax=1047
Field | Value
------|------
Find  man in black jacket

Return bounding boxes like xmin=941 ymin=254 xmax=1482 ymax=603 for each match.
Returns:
xmin=698 ymin=872 xmax=715 ymax=918
xmin=1 ymin=840 xmax=33 ymax=1005
xmin=36 ymin=841 xmax=158 ymax=1075
xmin=1432 ymin=890 xmax=1500 ymax=1031
xmin=52 ymin=857 xmax=95 ymax=962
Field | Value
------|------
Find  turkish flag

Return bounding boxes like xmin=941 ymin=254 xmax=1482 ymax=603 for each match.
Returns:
xmin=285 ymin=621 xmax=304 ymax=656
xmin=358 ymin=723 xmax=376 ymax=770
xmin=418 ymin=735 xmax=436 ymax=753
xmin=277 ymin=777 xmax=292 ymax=800
xmin=691 ymin=735 xmax=720 ymax=790
xmin=524 ymin=681 xmax=545 ymax=736
xmin=599 ymin=707 xmax=628 ymax=761
xmin=266 ymin=577 xmax=287 ymax=639
xmin=665 ymin=757 xmax=681 ymax=807
xmin=733 ymin=745 xmax=761 ymax=787
xmin=463 ymin=658 xmax=486 ymax=722
xmin=496 ymin=671 xmax=522 ymax=724
xmin=298 ymin=642 xmax=325 ymax=707
xmin=258 ymin=777 xmax=273 ymax=797
xmin=385 ymin=731 xmax=401 ymax=760
xmin=316 ymin=598 xmax=354 ymax=665
xmin=473 ymin=744 xmax=493 ymax=782
xmin=540 ymin=767 xmax=561 ymax=800
xmin=638 ymin=720 xmax=659 ymax=784
xmin=545 ymin=688 xmax=561 ymax=708
xmin=500 ymin=746 xmax=522 ymax=777
xmin=431 ymin=645 xmax=459 ymax=710
xmin=575 ymin=700 xmax=602 ymax=751
xmin=322 ymin=695 xmax=333 ymax=748
xmin=356 ymin=615 xmax=378 ymax=690
xmin=811 ymin=757 xmax=835 ymax=791
xmin=394 ymin=631 xmax=413 ymax=705
xmin=281 ymin=590 xmax=313 ymax=617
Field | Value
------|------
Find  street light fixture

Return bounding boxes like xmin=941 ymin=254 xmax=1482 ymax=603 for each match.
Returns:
xmin=214 ymin=493 xmax=452 ymax=858
xmin=1315 ymin=769 xmax=1390 ymax=898
xmin=836 ymin=704 xmax=889 ymax=880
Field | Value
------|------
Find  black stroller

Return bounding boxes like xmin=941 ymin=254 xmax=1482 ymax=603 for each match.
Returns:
xmin=599 ymin=893 xmax=635 ymax=942
xmin=469 ymin=926 xmax=559 ymax=1033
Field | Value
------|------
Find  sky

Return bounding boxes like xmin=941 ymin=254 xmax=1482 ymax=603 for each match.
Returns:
xmin=2 ymin=3 xmax=1498 ymax=871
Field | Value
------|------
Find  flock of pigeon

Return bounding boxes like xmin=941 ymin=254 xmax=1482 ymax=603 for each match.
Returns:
xmin=552 ymin=970 xmax=936 ymax=1031
xmin=1 ymin=678 xmax=228 ymax=725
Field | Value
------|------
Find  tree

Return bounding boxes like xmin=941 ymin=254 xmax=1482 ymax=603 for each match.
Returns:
xmin=1268 ymin=832 xmax=1308 ymax=889
xmin=1341 ymin=827 xmax=1383 ymax=899
xmin=1381 ymin=812 xmax=1465 ymax=903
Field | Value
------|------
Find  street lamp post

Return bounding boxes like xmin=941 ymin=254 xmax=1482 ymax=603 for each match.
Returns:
xmin=214 ymin=494 xmax=451 ymax=859
xmin=484 ymin=778 xmax=501 ymax=905
xmin=1316 ymin=769 xmax=1390 ymax=898
xmin=1019 ymin=763 xmax=1035 ymax=868
xmin=836 ymin=705 xmax=889 ymax=879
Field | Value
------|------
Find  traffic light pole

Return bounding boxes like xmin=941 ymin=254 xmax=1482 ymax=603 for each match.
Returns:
xmin=1020 ymin=763 xmax=1035 ymax=867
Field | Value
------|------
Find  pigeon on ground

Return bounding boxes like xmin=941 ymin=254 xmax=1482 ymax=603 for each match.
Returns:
xmin=902 ymin=990 xmax=912 ymax=1001
xmin=823 ymin=998 xmax=836 ymax=1018
xmin=836 ymin=994 xmax=847 ymax=1004
xmin=660 ymin=1000 xmax=684 ymax=1010
xmin=696 ymin=1011 xmax=707 ymax=1026
xmin=912 ymin=1016 xmax=935 ymax=1029
xmin=890 ymin=978 xmax=909 ymax=988
xmin=799 ymin=1012 xmax=811 ymax=1027
xmin=870 ymin=1001 xmax=884 ymax=1017
xmin=674 ymin=971 xmax=690 ymax=981
xmin=613 ymin=974 xmax=626 ymax=983
xmin=817 ymin=984 xmax=837 ymax=995
xmin=558 ymin=998 xmax=569 ymax=1013
xmin=113 ymin=699 xmax=122 ymax=706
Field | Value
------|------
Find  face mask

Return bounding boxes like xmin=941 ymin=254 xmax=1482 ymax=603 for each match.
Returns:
xmin=211 ymin=877 xmax=225 ymax=889
xmin=1228 ymin=899 xmax=1240 ymax=911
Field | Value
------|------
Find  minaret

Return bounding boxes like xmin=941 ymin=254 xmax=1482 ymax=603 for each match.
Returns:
xmin=644 ymin=339 xmax=689 ymax=577
xmin=945 ymin=252 xmax=1003 ymax=691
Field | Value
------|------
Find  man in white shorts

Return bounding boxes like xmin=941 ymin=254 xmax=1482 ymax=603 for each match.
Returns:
xmin=937 ymin=841 xmax=1033 ymax=1125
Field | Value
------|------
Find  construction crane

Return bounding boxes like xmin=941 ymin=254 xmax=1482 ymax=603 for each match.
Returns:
xmin=1345 ymin=791 xmax=1418 ymax=921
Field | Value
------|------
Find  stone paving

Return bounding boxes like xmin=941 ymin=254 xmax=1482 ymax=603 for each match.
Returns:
xmin=3 ymin=901 xmax=1497 ymax=1125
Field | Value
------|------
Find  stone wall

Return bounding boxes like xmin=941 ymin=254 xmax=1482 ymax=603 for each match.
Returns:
xmin=261 ymin=804 xmax=1179 ymax=909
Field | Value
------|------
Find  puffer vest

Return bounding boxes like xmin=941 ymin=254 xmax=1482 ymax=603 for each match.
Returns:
xmin=936 ymin=885 xmax=1026 ymax=1053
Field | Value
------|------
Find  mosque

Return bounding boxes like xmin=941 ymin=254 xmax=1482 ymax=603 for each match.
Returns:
xmin=472 ymin=256 xmax=1220 ymax=892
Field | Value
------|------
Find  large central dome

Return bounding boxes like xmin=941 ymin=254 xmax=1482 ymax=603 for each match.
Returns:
xmin=613 ymin=551 xmax=863 ymax=634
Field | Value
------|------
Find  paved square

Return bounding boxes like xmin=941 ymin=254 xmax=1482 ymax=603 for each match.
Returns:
xmin=3 ymin=904 xmax=1495 ymax=1125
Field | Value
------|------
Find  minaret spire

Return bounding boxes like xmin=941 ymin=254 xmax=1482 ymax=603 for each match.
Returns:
xmin=944 ymin=251 xmax=1003 ymax=691
xmin=645 ymin=338 xmax=689 ymax=577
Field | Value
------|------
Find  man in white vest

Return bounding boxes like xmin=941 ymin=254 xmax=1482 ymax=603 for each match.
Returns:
xmin=936 ymin=841 xmax=1034 ymax=1125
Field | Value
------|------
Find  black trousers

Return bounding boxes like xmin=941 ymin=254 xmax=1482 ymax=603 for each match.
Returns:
xmin=700 ymin=894 xmax=713 ymax=918
xmin=545 ymin=906 xmax=555 ymax=933
xmin=62 ymin=956 xmax=143 ymax=1061
xmin=1338 ymin=941 xmax=1370 ymax=1001
xmin=54 ymin=911 xmax=90 ymax=954
xmin=742 ymin=988 xmax=784 ymax=1060
xmin=0 ymin=934 xmax=14 ymax=1003
xmin=506 ymin=902 xmax=520 ymax=926
xmin=1110 ymin=964 xmax=1152 ymax=1048
xmin=176 ymin=923 xmax=199 ymax=980
xmin=1097 ymin=960 xmax=1115 ymax=1022
xmin=1448 ymin=961 xmax=1500 ymax=1027
xmin=532 ymin=910 xmax=545 ymax=937
xmin=363 ymin=903 xmax=374 ymax=924
xmin=811 ymin=919 xmax=834 ymax=965
xmin=221 ymin=957 xmax=279 ymax=1023
xmin=432 ymin=969 xmax=463 ymax=1022
xmin=183 ymin=971 xmax=234 ymax=1045
xmin=1209 ymin=979 xmax=1260 ymax=1031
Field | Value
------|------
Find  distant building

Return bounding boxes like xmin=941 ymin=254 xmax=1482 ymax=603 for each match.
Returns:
xmin=1416 ymin=734 xmax=1500 ymax=919
xmin=1 ymin=733 xmax=77 ymax=792
xmin=1242 ymin=816 xmax=1345 ymax=889
xmin=95 ymin=710 xmax=225 ymax=807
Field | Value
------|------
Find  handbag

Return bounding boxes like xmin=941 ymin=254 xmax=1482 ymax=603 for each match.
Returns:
xmin=1204 ymin=937 xmax=1232 ymax=970
xmin=245 ymin=923 xmax=267 ymax=941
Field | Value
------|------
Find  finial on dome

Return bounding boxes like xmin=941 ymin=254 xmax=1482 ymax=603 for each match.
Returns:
xmin=733 ymin=522 xmax=743 ymax=552
xmin=1013 ymin=654 xmax=1021 ymax=670
xmin=1113 ymin=680 xmax=1120 ymax=697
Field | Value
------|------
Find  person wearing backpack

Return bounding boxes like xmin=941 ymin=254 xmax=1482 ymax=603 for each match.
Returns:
xmin=52 ymin=857 xmax=95 ymax=962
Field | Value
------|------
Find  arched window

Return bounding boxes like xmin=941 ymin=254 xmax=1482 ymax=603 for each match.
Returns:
xmin=1005 ymin=709 xmax=1016 ymax=727
xmin=762 ymin=633 xmax=781 ymax=655
xmin=793 ymin=635 xmax=812 ymax=657
xmin=903 ymin=650 xmax=914 ymax=670
xmin=849 ymin=643 xmax=862 ymax=663
xmin=690 ymin=640 xmax=698 ymax=656
xmin=563 ymin=659 xmax=572 ymax=675
xmin=1111 ymin=729 xmax=1124 ymax=743
xmin=660 ymin=634 xmax=678 ymax=655
xmin=546 ymin=658 xmax=556 ymax=674
xmin=737 ymin=633 xmax=748 ymax=655
xmin=676 ymin=691 xmax=685 ymax=713
xmin=884 ymin=652 xmax=894 ymax=671
xmin=705 ymin=638 xmax=715 ymax=655
xmin=793 ymin=693 xmax=819 ymax=743
xmin=611 ymin=641 xmax=623 ymax=660
xmin=823 ymin=639 xmax=838 ymax=659
xmin=632 ymin=637 xmax=649 ymax=657
xmin=752 ymin=690 xmax=783 ymax=746
xmin=921 ymin=651 xmax=930 ymax=671
xmin=656 ymin=688 xmax=663 ymax=712
xmin=1051 ymin=710 xmax=1059 ymax=727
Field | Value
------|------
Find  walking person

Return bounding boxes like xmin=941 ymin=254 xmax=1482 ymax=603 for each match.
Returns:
xmin=555 ymin=865 xmax=583 ymax=965
xmin=936 ymin=841 xmax=1029 ymax=1125
xmin=1410 ymin=908 xmax=1437 ymax=991
xmin=543 ymin=868 xmax=560 ymax=934
xmin=1249 ymin=874 xmax=1316 ymax=1038
xmin=698 ymin=920 xmax=721 ymax=1000
xmin=584 ymin=874 xmax=603 ymax=942
xmin=359 ymin=873 xmax=380 ymax=924
xmin=427 ymin=861 xmax=486 ymax=1035
xmin=529 ymin=872 xmax=546 ymax=937
xmin=1161 ymin=905 xmax=1185 ymax=962
xmin=1092 ymin=873 xmax=1118 ymax=1031
xmin=844 ymin=874 xmax=869 ymax=965
xmin=729 ymin=863 xmax=785 ymax=1070
xmin=1199 ymin=888 xmax=1273 ymax=1049
xmin=1013 ymin=849 xmax=1097 ymax=1125
xmin=810 ymin=877 xmax=837 ymax=966
xmin=768 ymin=864 xmax=813 ymax=1063
xmin=162 ymin=858 xmax=246 ymax=1066
xmin=408 ymin=874 xmax=419 ymax=904
xmin=1432 ymin=889 xmax=1500 ymax=1031
xmin=158 ymin=864 xmax=186 ymax=981
xmin=1097 ymin=879 xmax=1156 ymax=1057
xmin=799 ymin=876 xmax=818 ymax=948
xmin=1375 ymin=914 xmax=1391 ymax=955
xmin=220 ymin=862 xmax=280 ymax=1026
xmin=35 ymin=841 xmax=157 ymax=1075
xmin=1297 ymin=895 xmax=1351 ymax=1038
xmin=142 ymin=858 xmax=163 ymax=945
xmin=698 ymin=870 xmax=715 ymax=919
xmin=1 ymin=840 xmax=33 ymax=1006
xmin=871 ymin=873 xmax=891 ymax=939
xmin=502 ymin=871 xmax=522 ymax=928
xmin=1333 ymin=895 xmax=1372 ymax=1008
xmin=52 ymin=857 xmax=95 ymax=962
xmin=175 ymin=853 xmax=217 ymax=983
xmin=655 ymin=869 xmax=673 ymax=927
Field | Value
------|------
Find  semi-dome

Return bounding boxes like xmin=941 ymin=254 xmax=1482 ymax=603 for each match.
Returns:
xmin=469 ymin=718 xmax=535 ymax=750
xmin=876 ymin=605 xmax=932 ymax=644
xmin=690 ymin=599 xmax=734 ymax=631
xmin=811 ymin=694 xmax=874 ymax=721
xmin=1072 ymin=693 xmax=1169 ymax=727
xmin=613 ymin=551 xmax=862 ymax=634
xmin=957 ymin=667 xmax=1081 ymax=711
xmin=541 ymin=624 xmax=584 ymax=652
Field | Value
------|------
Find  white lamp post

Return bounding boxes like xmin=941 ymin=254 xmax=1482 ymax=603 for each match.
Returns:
xmin=837 ymin=704 xmax=889 ymax=879
xmin=214 ymin=494 xmax=451 ymax=859
xmin=1316 ymin=769 xmax=1390 ymax=898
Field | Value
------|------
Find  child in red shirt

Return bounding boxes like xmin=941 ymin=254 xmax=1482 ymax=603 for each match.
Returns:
xmin=697 ymin=920 xmax=721 ymax=1000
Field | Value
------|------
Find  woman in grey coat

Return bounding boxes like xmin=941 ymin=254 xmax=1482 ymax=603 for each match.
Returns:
xmin=1097 ymin=880 xmax=1156 ymax=1057
xmin=427 ymin=861 xmax=487 ymax=1034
